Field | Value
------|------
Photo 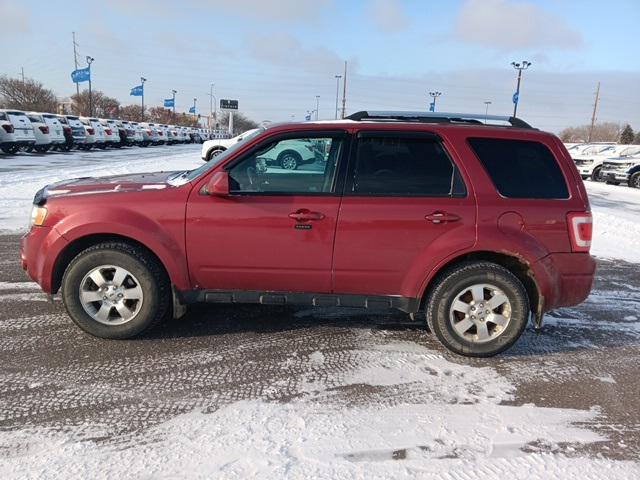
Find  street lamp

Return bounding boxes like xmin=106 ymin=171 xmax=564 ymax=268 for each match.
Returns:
xmin=209 ymin=83 xmax=217 ymax=131
xmin=140 ymin=77 xmax=147 ymax=122
xmin=171 ymin=89 xmax=177 ymax=116
xmin=428 ymin=91 xmax=441 ymax=112
xmin=483 ymin=101 xmax=492 ymax=123
xmin=193 ymin=98 xmax=197 ymax=119
xmin=334 ymin=75 xmax=342 ymax=119
xmin=315 ymin=95 xmax=320 ymax=120
xmin=511 ymin=60 xmax=531 ymax=118
xmin=86 ymin=56 xmax=94 ymax=117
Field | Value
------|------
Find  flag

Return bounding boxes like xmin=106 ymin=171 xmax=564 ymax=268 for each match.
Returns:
xmin=164 ymin=98 xmax=175 ymax=108
xmin=189 ymin=106 xmax=196 ymax=114
xmin=512 ymin=92 xmax=519 ymax=104
xmin=429 ymin=101 xmax=435 ymax=112
xmin=71 ymin=67 xmax=90 ymax=83
xmin=130 ymin=85 xmax=144 ymax=96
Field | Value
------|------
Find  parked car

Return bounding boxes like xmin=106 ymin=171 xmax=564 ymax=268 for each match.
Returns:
xmin=56 ymin=115 xmax=86 ymax=151
xmin=101 ymin=119 xmax=124 ymax=147
xmin=37 ymin=113 xmax=66 ymax=150
xmin=572 ymin=144 xmax=640 ymax=181
xmin=21 ymin=111 xmax=595 ymax=357
xmin=201 ymin=128 xmax=259 ymax=161
xmin=80 ymin=117 xmax=106 ymax=149
xmin=24 ymin=113 xmax=53 ymax=153
xmin=140 ymin=122 xmax=161 ymax=145
xmin=0 ymin=109 xmax=36 ymax=154
xmin=600 ymin=154 xmax=640 ymax=188
xmin=129 ymin=122 xmax=147 ymax=146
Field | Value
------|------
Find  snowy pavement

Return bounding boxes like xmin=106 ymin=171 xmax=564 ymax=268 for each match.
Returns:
xmin=0 ymin=146 xmax=639 ymax=478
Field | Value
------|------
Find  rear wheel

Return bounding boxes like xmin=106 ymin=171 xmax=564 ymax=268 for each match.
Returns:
xmin=425 ymin=262 xmax=529 ymax=357
xmin=61 ymin=242 xmax=171 ymax=339
xmin=629 ymin=172 xmax=640 ymax=189
xmin=278 ymin=150 xmax=301 ymax=170
xmin=591 ymin=166 xmax=603 ymax=182
xmin=207 ymin=148 xmax=225 ymax=161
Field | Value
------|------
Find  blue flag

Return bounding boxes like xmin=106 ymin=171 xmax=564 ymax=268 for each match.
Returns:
xmin=429 ymin=101 xmax=435 ymax=112
xmin=189 ymin=106 xmax=196 ymax=114
xmin=71 ymin=67 xmax=91 ymax=83
xmin=512 ymin=92 xmax=519 ymax=104
xmin=130 ymin=85 xmax=144 ymax=96
xmin=164 ymin=98 xmax=175 ymax=108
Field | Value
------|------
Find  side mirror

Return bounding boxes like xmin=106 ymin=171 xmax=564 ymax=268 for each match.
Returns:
xmin=205 ymin=171 xmax=230 ymax=196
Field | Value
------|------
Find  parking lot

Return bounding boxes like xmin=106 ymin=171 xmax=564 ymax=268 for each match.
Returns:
xmin=1 ymin=146 xmax=639 ymax=478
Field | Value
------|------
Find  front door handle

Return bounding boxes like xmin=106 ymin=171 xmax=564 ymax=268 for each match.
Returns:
xmin=289 ymin=209 xmax=325 ymax=222
xmin=425 ymin=211 xmax=461 ymax=224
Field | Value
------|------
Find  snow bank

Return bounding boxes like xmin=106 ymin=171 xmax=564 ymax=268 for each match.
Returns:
xmin=1 ymin=341 xmax=636 ymax=479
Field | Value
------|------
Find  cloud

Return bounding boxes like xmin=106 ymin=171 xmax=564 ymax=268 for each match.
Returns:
xmin=0 ymin=0 xmax=30 ymax=35
xmin=454 ymin=0 xmax=583 ymax=51
xmin=367 ymin=0 xmax=410 ymax=33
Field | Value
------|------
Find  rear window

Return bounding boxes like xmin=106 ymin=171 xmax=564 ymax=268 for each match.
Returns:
xmin=468 ymin=138 xmax=569 ymax=199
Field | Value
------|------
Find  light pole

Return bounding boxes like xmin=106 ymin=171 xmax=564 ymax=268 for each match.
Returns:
xmin=209 ymin=83 xmax=216 ymax=131
xmin=86 ymin=56 xmax=94 ymax=117
xmin=483 ymin=101 xmax=492 ymax=123
xmin=428 ymin=91 xmax=441 ymax=112
xmin=315 ymin=95 xmax=320 ymax=120
xmin=171 ymin=89 xmax=177 ymax=116
xmin=511 ymin=60 xmax=531 ymax=118
xmin=193 ymin=98 xmax=197 ymax=118
xmin=334 ymin=75 xmax=342 ymax=119
xmin=140 ymin=77 xmax=146 ymax=122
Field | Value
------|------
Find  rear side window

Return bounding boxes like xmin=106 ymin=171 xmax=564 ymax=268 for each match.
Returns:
xmin=468 ymin=138 xmax=569 ymax=199
xmin=351 ymin=135 xmax=465 ymax=197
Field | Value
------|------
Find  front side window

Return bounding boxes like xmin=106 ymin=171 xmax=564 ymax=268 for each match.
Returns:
xmin=350 ymin=135 xmax=464 ymax=196
xmin=468 ymin=138 xmax=569 ymax=199
xmin=228 ymin=137 xmax=342 ymax=194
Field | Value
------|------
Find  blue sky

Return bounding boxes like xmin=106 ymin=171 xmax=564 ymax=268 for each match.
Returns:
xmin=1 ymin=0 xmax=638 ymax=132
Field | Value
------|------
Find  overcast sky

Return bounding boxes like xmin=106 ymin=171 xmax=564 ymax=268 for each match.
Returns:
xmin=1 ymin=0 xmax=638 ymax=132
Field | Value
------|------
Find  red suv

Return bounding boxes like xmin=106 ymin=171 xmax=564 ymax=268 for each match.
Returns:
xmin=21 ymin=111 xmax=595 ymax=357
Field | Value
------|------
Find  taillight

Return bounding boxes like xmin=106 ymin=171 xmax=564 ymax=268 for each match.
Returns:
xmin=105 ymin=128 xmax=112 ymax=135
xmin=2 ymin=124 xmax=14 ymax=133
xmin=567 ymin=212 xmax=593 ymax=252
xmin=87 ymin=128 xmax=95 ymax=135
xmin=63 ymin=126 xmax=71 ymax=133
xmin=39 ymin=126 xmax=49 ymax=134
xmin=146 ymin=130 xmax=152 ymax=135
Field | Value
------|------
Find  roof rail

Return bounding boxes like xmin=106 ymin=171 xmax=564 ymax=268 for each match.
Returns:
xmin=346 ymin=110 xmax=533 ymax=129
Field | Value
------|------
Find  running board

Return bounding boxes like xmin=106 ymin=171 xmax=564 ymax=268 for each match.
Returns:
xmin=182 ymin=290 xmax=420 ymax=313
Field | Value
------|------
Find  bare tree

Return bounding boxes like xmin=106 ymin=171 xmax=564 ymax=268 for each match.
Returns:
xmin=146 ymin=107 xmax=200 ymax=127
xmin=119 ymin=104 xmax=143 ymax=122
xmin=216 ymin=111 xmax=259 ymax=135
xmin=71 ymin=90 xmax=120 ymax=118
xmin=0 ymin=76 xmax=58 ymax=113
xmin=559 ymin=122 xmax=623 ymax=143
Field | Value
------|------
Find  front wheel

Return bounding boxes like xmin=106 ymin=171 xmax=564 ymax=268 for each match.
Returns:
xmin=207 ymin=148 xmax=225 ymax=161
xmin=629 ymin=172 xmax=640 ymax=189
xmin=278 ymin=150 xmax=301 ymax=170
xmin=61 ymin=242 xmax=171 ymax=339
xmin=591 ymin=166 xmax=603 ymax=182
xmin=425 ymin=262 xmax=529 ymax=357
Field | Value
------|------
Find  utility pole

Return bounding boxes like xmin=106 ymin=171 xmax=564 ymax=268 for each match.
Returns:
xmin=315 ymin=95 xmax=320 ymax=120
xmin=341 ymin=61 xmax=347 ymax=119
xmin=72 ymin=32 xmax=80 ymax=100
xmin=588 ymin=81 xmax=601 ymax=143
xmin=484 ymin=101 xmax=492 ymax=123
xmin=429 ymin=91 xmax=442 ymax=112
xmin=334 ymin=75 xmax=342 ymax=119
xmin=193 ymin=98 xmax=197 ymax=118
xmin=140 ymin=77 xmax=146 ymax=122
xmin=20 ymin=67 xmax=25 ymax=84
xmin=511 ymin=60 xmax=531 ymax=118
xmin=86 ymin=56 xmax=94 ymax=117
xmin=209 ymin=83 xmax=215 ymax=131
xmin=171 ymin=89 xmax=177 ymax=117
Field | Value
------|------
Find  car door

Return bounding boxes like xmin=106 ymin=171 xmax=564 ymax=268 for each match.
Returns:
xmin=332 ymin=131 xmax=477 ymax=299
xmin=186 ymin=131 xmax=349 ymax=293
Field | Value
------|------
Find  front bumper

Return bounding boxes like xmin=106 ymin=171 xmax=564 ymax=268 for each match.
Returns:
xmin=601 ymin=171 xmax=629 ymax=182
xmin=21 ymin=226 xmax=69 ymax=294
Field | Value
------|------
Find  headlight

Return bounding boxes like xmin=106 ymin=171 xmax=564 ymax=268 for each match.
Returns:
xmin=30 ymin=205 xmax=48 ymax=226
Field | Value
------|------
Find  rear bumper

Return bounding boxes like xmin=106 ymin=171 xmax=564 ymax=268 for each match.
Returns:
xmin=21 ymin=226 xmax=69 ymax=294
xmin=1 ymin=140 xmax=35 ymax=147
xmin=533 ymin=252 xmax=596 ymax=311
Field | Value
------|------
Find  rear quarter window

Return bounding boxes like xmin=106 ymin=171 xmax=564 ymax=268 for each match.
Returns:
xmin=468 ymin=138 xmax=569 ymax=199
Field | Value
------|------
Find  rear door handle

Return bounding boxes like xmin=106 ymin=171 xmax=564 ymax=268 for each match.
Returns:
xmin=289 ymin=209 xmax=325 ymax=222
xmin=425 ymin=211 xmax=461 ymax=224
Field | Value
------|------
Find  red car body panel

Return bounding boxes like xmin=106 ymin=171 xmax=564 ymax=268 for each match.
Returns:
xmin=21 ymin=121 xmax=596 ymax=316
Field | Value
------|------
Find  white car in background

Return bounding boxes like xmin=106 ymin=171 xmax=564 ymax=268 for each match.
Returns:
xmin=24 ymin=113 xmax=53 ymax=153
xmin=141 ymin=122 xmax=162 ymax=145
xmin=99 ymin=119 xmax=119 ymax=147
xmin=201 ymin=128 xmax=259 ymax=161
xmin=35 ymin=112 xmax=65 ymax=150
xmin=128 ymin=122 xmax=146 ymax=146
xmin=80 ymin=117 xmax=107 ymax=149
xmin=0 ymin=109 xmax=36 ymax=154
xmin=58 ymin=115 xmax=87 ymax=150
xmin=573 ymin=144 xmax=640 ymax=181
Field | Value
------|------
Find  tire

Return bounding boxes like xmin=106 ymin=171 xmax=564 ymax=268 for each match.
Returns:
xmin=207 ymin=148 xmax=225 ymax=162
xmin=35 ymin=145 xmax=49 ymax=153
xmin=1 ymin=145 xmax=15 ymax=154
xmin=61 ymin=242 xmax=171 ymax=339
xmin=591 ymin=166 xmax=603 ymax=182
xmin=605 ymin=180 xmax=620 ymax=186
xmin=629 ymin=172 xmax=640 ymax=189
xmin=425 ymin=261 xmax=529 ymax=357
xmin=278 ymin=150 xmax=301 ymax=170
xmin=23 ymin=145 xmax=34 ymax=153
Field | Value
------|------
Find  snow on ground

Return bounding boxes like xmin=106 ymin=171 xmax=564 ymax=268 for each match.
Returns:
xmin=2 ymin=341 xmax=637 ymax=479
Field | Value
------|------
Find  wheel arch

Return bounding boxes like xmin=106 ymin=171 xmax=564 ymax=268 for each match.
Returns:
xmin=207 ymin=145 xmax=226 ymax=160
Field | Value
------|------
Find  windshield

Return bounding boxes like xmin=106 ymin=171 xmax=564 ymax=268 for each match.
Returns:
xmin=179 ymin=127 xmax=265 ymax=184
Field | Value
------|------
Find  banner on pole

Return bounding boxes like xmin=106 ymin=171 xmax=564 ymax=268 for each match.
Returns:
xmin=71 ymin=67 xmax=90 ymax=83
xmin=164 ymin=98 xmax=175 ymax=108
xmin=130 ymin=85 xmax=144 ymax=96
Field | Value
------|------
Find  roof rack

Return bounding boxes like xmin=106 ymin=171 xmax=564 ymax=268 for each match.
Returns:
xmin=346 ymin=111 xmax=533 ymax=129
